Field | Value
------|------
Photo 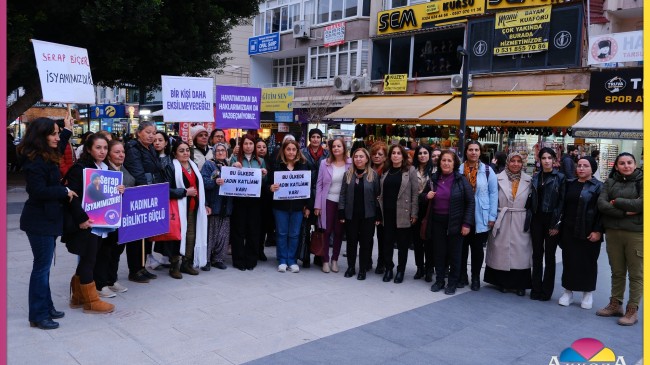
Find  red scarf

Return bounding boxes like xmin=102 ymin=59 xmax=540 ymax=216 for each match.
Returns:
xmin=309 ymin=146 xmax=324 ymax=162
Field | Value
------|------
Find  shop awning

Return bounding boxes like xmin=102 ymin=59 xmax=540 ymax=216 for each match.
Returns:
xmin=572 ymin=110 xmax=643 ymax=139
xmin=324 ymin=95 xmax=452 ymax=122
xmin=420 ymin=92 xmax=582 ymax=127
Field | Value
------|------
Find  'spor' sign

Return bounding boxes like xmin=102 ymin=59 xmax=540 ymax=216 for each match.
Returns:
xmin=32 ymin=39 xmax=95 ymax=104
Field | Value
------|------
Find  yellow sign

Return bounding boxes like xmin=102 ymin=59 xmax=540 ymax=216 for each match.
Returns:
xmin=261 ymin=87 xmax=294 ymax=112
xmin=377 ymin=0 xmax=484 ymax=34
xmin=383 ymin=74 xmax=408 ymax=92
xmin=493 ymin=6 xmax=551 ymax=55
xmin=260 ymin=122 xmax=277 ymax=129
xmin=487 ymin=0 xmax=576 ymax=10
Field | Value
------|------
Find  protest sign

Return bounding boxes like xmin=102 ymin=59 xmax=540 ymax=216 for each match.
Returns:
xmin=82 ymin=169 xmax=123 ymax=228
xmin=218 ymin=167 xmax=262 ymax=197
xmin=118 ymin=183 xmax=170 ymax=244
xmin=216 ymin=86 xmax=261 ymax=129
xmin=31 ymin=39 xmax=95 ymax=104
xmin=273 ymin=171 xmax=311 ymax=200
xmin=162 ymin=76 xmax=215 ymax=122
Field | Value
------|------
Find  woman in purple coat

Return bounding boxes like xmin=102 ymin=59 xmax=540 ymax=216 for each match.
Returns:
xmin=314 ymin=137 xmax=352 ymax=274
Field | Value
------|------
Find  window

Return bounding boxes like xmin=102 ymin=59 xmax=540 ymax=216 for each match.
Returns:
xmin=273 ymin=56 xmax=306 ymax=87
xmin=318 ymin=0 xmax=330 ymax=23
xmin=345 ymin=0 xmax=358 ymax=18
xmin=315 ymin=0 xmax=361 ymax=24
xmin=255 ymin=2 xmax=303 ymax=36
xmin=308 ymin=40 xmax=368 ymax=82
xmin=371 ymin=29 xmax=464 ymax=80
xmin=385 ymin=0 xmax=427 ymax=8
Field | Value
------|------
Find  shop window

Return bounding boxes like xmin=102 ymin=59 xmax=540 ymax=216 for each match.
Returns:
xmin=390 ymin=37 xmax=410 ymax=75
xmin=412 ymin=30 xmax=464 ymax=78
xmin=371 ymin=39 xmax=391 ymax=80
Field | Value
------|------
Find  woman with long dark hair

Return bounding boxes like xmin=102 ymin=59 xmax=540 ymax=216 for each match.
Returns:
xmin=596 ymin=152 xmax=643 ymax=325
xmin=256 ymin=138 xmax=274 ymax=260
xmin=18 ymin=118 xmax=77 ymax=329
xmin=229 ymin=134 xmax=268 ymax=270
xmin=62 ymin=133 xmax=116 ymax=314
xmin=378 ymin=144 xmax=419 ymax=284
xmin=412 ymin=145 xmax=434 ymax=281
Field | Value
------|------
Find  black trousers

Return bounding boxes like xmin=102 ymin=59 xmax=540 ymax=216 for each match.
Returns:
xmin=370 ymin=224 xmax=385 ymax=269
xmin=431 ymin=214 xmax=463 ymax=286
xmin=76 ymin=234 xmax=101 ymax=284
xmin=231 ymin=197 xmax=261 ymax=269
xmin=460 ymin=230 xmax=489 ymax=281
xmin=531 ymin=212 xmax=559 ymax=298
xmin=412 ymin=221 xmax=434 ymax=270
xmin=125 ymin=240 xmax=152 ymax=275
xmin=94 ymin=231 xmax=127 ymax=290
xmin=382 ymin=221 xmax=411 ymax=272
xmin=346 ymin=216 xmax=375 ymax=272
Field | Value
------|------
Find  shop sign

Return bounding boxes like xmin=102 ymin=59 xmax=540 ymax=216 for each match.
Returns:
xmin=275 ymin=112 xmax=293 ymax=123
xmin=260 ymin=122 xmax=277 ymax=129
xmin=248 ymin=33 xmax=280 ymax=55
xmin=572 ymin=129 xmax=643 ymax=140
xmin=261 ymin=87 xmax=294 ymax=112
xmin=324 ymin=22 xmax=346 ymax=47
xmin=377 ymin=0 xmax=485 ymax=35
xmin=493 ymin=6 xmax=551 ymax=56
xmin=588 ymin=31 xmax=643 ymax=65
xmin=383 ymin=74 xmax=408 ymax=92
xmin=92 ymin=104 xmax=126 ymax=119
xmin=589 ymin=68 xmax=642 ymax=110
xmin=487 ymin=0 xmax=576 ymax=10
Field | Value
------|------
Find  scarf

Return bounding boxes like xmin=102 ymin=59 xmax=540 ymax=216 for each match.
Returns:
xmin=309 ymin=146 xmax=324 ymax=163
xmin=505 ymin=152 xmax=524 ymax=199
xmin=464 ymin=162 xmax=479 ymax=192
xmin=173 ymin=159 xmax=208 ymax=268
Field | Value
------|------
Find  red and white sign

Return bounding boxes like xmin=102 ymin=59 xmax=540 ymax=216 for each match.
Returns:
xmin=179 ymin=122 xmax=215 ymax=144
xmin=588 ymin=31 xmax=643 ymax=65
xmin=324 ymin=22 xmax=346 ymax=47
xmin=278 ymin=123 xmax=289 ymax=132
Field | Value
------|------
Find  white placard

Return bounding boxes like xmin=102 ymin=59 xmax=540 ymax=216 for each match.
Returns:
xmin=273 ymin=171 xmax=311 ymax=200
xmin=588 ymin=31 xmax=643 ymax=65
xmin=218 ymin=167 xmax=262 ymax=197
xmin=31 ymin=39 xmax=95 ymax=104
xmin=162 ymin=75 xmax=215 ymax=122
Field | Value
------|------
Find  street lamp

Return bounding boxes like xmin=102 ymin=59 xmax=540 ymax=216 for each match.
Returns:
xmin=457 ymin=46 xmax=470 ymax=160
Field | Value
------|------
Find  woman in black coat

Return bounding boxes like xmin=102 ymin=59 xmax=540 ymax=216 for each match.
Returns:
xmin=18 ymin=118 xmax=77 ymax=330
xmin=420 ymin=150 xmax=475 ymax=295
xmin=61 ymin=134 xmax=116 ymax=314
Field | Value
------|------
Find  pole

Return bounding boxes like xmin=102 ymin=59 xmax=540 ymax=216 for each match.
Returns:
xmin=457 ymin=47 xmax=470 ymax=161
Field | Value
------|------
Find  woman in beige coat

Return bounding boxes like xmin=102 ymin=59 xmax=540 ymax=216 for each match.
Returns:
xmin=484 ymin=152 xmax=533 ymax=296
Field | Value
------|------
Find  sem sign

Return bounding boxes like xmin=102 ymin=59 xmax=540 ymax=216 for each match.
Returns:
xmin=377 ymin=0 xmax=484 ymax=34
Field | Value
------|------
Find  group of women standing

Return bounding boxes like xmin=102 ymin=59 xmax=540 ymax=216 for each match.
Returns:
xmin=19 ymin=118 xmax=643 ymax=330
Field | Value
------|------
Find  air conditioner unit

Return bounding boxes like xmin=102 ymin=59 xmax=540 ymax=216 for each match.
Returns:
xmin=333 ymin=75 xmax=351 ymax=92
xmin=451 ymin=74 xmax=472 ymax=89
xmin=350 ymin=75 xmax=371 ymax=93
xmin=293 ymin=20 xmax=310 ymax=39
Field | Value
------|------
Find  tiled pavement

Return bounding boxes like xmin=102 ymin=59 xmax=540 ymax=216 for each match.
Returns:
xmin=6 ymin=190 xmax=643 ymax=365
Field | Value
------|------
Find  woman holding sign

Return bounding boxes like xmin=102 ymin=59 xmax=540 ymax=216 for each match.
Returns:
xmin=18 ymin=118 xmax=77 ymax=330
xmin=269 ymin=140 xmax=311 ymax=273
xmin=229 ymin=134 xmax=268 ymax=271
xmin=338 ymin=148 xmax=380 ymax=280
xmin=62 ymin=134 xmax=116 ymax=314
xmin=314 ymin=138 xmax=352 ymax=274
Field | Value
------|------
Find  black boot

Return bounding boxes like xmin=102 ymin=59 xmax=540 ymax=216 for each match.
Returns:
xmin=375 ymin=263 xmax=385 ymax=275
xmin=470 ymin=276 xmax=480 ymax=291
xmin=169 ymin=256 xmax=182 ymax=279
xmin=180 ymin=258 xmax=199 ymax=275
xmin=344 ymin=267 xmax=356 ymax=278
xmin=414 ymin=267 xmax=424 ymax=280
xmin=424 ymin=268 xmax=434 ymax=283
xmin=394 ymin=271 xmax=404 ymax=284
xmin=382 ymin=269 xmax=394 ymax=282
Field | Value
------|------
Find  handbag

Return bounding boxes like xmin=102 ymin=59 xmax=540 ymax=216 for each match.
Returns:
xmin=310 ymin=220 xmax=326 ymax=256
xmin=420 ymin=180 xmax=435 ymax=240
xmin=147 ymin=199 xmax=182 ymax=242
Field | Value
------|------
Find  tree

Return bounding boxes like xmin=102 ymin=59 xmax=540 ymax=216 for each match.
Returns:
xmin=7 ymin=0 xmax=260 ymax=122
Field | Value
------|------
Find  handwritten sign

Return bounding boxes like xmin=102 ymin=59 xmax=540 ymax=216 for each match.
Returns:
xmin=161 ymin=76 xmax=214 ymax=122
xmin=218 ymin=167 xmax=262 ymax=197
xmin=216 ymin=86 xmax=261 ymax=129
xmin=273 ymin=171 xmax=311 ymax=200
xmin=31 ymin=39 xmax=95 ymax=103
xmin=118 ymin=183 xmax=170 ymax=244
xmin=82 ymin=168 xmax=123 ymax=228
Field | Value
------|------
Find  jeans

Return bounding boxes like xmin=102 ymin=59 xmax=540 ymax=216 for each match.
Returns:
xmin=27 ymin=233 xmax=56 ymax=323
xmin=274 ymin=209 xmax=304 ymax=266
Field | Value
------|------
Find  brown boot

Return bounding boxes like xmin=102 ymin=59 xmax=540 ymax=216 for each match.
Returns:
xmin=617 ymin=304 xmax=638 ymax=326
xmin=80 ymin=282 xmax=115 ymax=314
xmin=596 ymin=297 xmax=624 ymax=317
xmin=169 ymin=256 xmax=183 ymax=279
xmin=180 ymin=257 xmax=199 ymax=275
xmin=69 ymin=275 xmax=83 ymax=309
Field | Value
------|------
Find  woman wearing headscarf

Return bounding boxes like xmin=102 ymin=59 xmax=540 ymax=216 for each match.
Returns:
xmin=484 ymin=152 xmax=533 ymax=297
xmin=557 ymin=156 xmax=603 ymax=310
xmin=596 ymin=152 xmax=643 ymax=326
xmin=528 ymin=147 xmax=565 ymax=301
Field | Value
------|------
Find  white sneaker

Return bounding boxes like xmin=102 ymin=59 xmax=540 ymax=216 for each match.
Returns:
xmin=558 ymin=290 xmax=573 ymax=306
xmin=289 ymin=264 xmax=300 ymax=273
xmin=278 ymin=264 xmax=287 ymax=273
xmin=581 ymin=292 xmax=593 ymax=309
xmin=98 ymin=286 xmax=117 ymax=298
xmin=109 ymin=281 xmax=128 ymax=293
